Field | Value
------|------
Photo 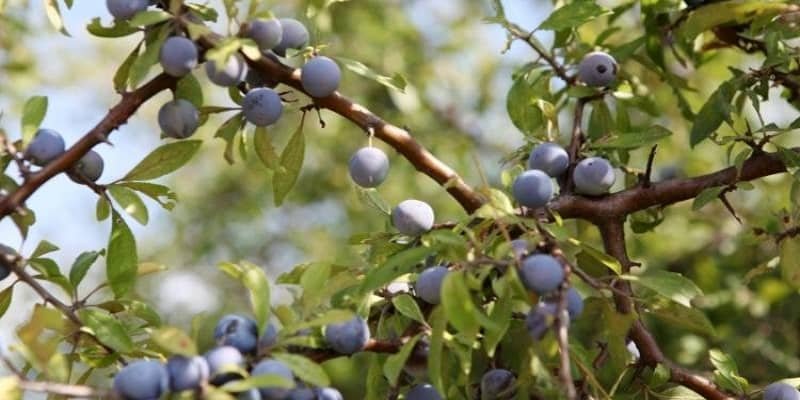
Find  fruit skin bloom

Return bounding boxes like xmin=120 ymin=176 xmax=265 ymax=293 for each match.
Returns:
xmin=528 ymin=142 xmax=569 ymax=177
xmin=348 ymin=147 xmax=389 ymax=188
xmin=301 ymin=56 xmax=342 ymax=98
xmin=512 ymin=170 xmax=554 ymax=208
xmin=159 ymin=37 xmax=199 ymax=77
xmin=324 ymin=316 xmax=370 ymax=355
xmin=392 ymin=199 xmax=435 ymax=235
xmin=577 ymin=51 xmax=618 ymax=87
xmin=243 ymin=88 xmax=283 ymax=127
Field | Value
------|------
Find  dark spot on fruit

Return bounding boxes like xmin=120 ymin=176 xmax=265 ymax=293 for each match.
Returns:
xmin=596 ymin=65 xmax=607 ymax=74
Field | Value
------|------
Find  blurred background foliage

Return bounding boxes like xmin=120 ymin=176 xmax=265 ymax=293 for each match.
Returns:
xmin=1 ymin=0 xmax=799 ymax=397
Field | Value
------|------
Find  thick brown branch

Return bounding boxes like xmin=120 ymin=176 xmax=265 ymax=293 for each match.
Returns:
xmin=0 ymin=74 xmax=177 ymax=219
xmin=597 ymin=220 xmax=734 ymax=400
xmin=551 ymin=149 xmax=788 ymax=222
xmin=303 ymin=338 xmax=401 ymax=363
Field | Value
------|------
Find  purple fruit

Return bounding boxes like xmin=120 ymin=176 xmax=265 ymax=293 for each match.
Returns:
xmin=316 ymin=387 xmax=344 ymax=400
xmin=166 ymin=355 xmax=209 ymax=392
xmin=258 ymin=321 xmax=279 ymax=352
xmin=204 ymin=346 xmax=245 ymax=386
xmin=26 ymin=129 xmax=65 ymax=166
xmin=528 ymin=142 xmax=569 ymax=177
xmin=415 ymin=266 xmax=449 ymax=305
xmin=252 ymin=359 xmax=294 ymax=399
xmin=205 ymin=54 xmax=247 ymax=87
xmin=406 ymin=384 xmax=442 ymax=400
xmin=525 ymin=303 xmax=558 ymax=340
xmin=480 ymin=369 xmax=516 ymax=400
xmin=573 ymin=157 xmax=615 ymax=196
xmin=106 ymin=0 xmax=148 ymax=20
xmin=301 ymin=56 xmax=341 ymax=98
xmin=565 ymin=287 xmax=584 ymax=319
xmin=0 ymin=244 xmax=14 ymax=281
xmin=248 ymin=18 xmax=283 ymax=51
xmin=273 ymin=19 xmax=309 ymax=57
xmin=214 ymin=314 xmax=259 ymax=354
xmin=392 ymin=199 xmax=435 ymax=236
xmin=519 ymin=254 xmax=564 ymax=295
xmin=112 ymin=360 xmax=169 ymax=400
xmin=158 ymin=99 xmax=200 ymax=139
xmin=348 ymin=147 xmax=389 ymax=188
xmin=243 ymin=88 xmax=283 ymax=127
xmin=512 ymin=170 xmax=553 ymax=208
xmin=71 ymin=150 xmax=104 ymax=182
xmin=160 ymin=37 xmax=199 ymax=77
xmin=324 ymin=316 xmax=370 ymax=355
xmin=578 ymin=51 xmax=618 ymax=87
xmin=764 ymin=382 xmax=800 ymax=400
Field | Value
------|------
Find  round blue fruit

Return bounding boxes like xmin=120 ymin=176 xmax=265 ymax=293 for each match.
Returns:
xmin=258 ymin=321 xmax=279 ymax=352
xmin=528 ymin=142 xmax=569 ymax=177
xmin=248 ymin=18 xmax=283 ymax=51
xmin=406 ymin=383 xmax=442 ymax=400
xmin=565 ymin=287 xmax=584 ymax=319
xmin=392 ymin=199 xmax=435 ymax=236
xmin=243 ymin=88 xmax=283 ymax=127
xmin=525 ymin=303 xmax=558 ymax=340
xmin=166 ymin=355 xmax=209 ymax=392
xmin=512 ymin=170 xmax=554 ymax=208
xmin=301 ymin=56 xmax=341 ymax=98
xmin=158 ymin=99 xmax=200 ymax=139
xmin=324 ymin=316 xmax=370 ymax=355
xmin=348 ymin=147 xmax=389 ymax=188
xmin=72 ymin=150 xmax=104 ymax=182
xmin=509 ymin=239 xmax=531 ymax=259
xmin=26 ymin=129 xmax=65 ymax=166
xmin=573 ymin=157 xmax=615 ymax=196
xmin=480 ymin=368 xmax=516 ymax=400
xmin=160 ymin=36 xmax=198 ymax=77
xmin=287 ymin=388 xmax=316 ymax=400
xmin=415 ymin=266 xmax=449 ymax=305
xmin=578 ymin=51 xmax=618 ymax=87
xmin=316 ymin=387 xmax=344 ymax=400
xmin=519 ymin=254 xmax=564 ymax=295
xmin=764 ymin=382 xmax=800 ymax=400
xmin=214 ymin=314 xmax=259 ymax=354
xmin=0 ymin=244 xmax=15 ymax=282
xmin=273 ymin=18 xmax=309 ymax=57
xmin=252 ymin=359 xmax=295 ymax=399
xmin=205 ymin=54 xmax=248 ymax=87
xmin=204 ymin=346 xmax=245 ymax=386
xmin=106 ymin=0 xmax=148 ymax=20
xmin=112 ymin=360 xmax=169 ymax=400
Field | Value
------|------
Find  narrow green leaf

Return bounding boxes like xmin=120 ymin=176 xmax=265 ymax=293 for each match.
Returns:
xmin=108 ymin=185 xmax=149 ymax=225
xmin=128 ymin=10 xmax=172 ymax=27
xmin=221 ymin=374 xmax=294 ymax=392
xmin=273 ymin=120 xmax=306 ymax=206
xmin=689 ymin=80 xmax=738 ymax=147
xmin=21 ymin=96 xmax=48 ymax=145
xmin=96 ymin=197 xmax=111 ymax=221
xmin=428 ymin=306 xmax=445 ymax=394
xmin=86 ymin=17 xmax=138 ymax=38
xmin=214 ymin=113 xmax=245 ymax=165
xmin=336 ymin=57 xmax=406 ymax=93
xmin=383 ymin=334 xmax=421 ymax=386
xmin=360 ymin=246 xmax=436 ymax=294
xmin=441 ymin=271 xmax=480 ymax=335
xmin=692 ymin=187 xmax=724 ymax=211
xmin=240 ymin=261 xmax=271 ymax=331
xmin=0 ymin=286 xmax=13 ymax=319
xmin=678 ymin=1 xmax=790 ymax=40
xmin=272 ymin=353 xmax=330 ymax=387
xmin=591 ymin=125 xmax=672 ymax=150
xmin=624 ymin=271 xmax=703 ymax=308
xmin=780 ymin=238 xmax=800 ymax=288
xmin=123 ymin=140 xmax=202 ymax=181
xmin=118 ymin=181 xmax=177 ymax=210
xmin=128 ymin=24 xmax=169 ymax=87
xmin=253 ymin=127 xmax=279 ymax=170
xmin=30 ymin=240 xmax=59 ymax=258
xmin=538 ymin=0 xmax=611 ymax=31
xmin=152 ymin=326 xmax=197 ymax=356
xmin=649 ymin=302 xmax=716 ymax=337
xmin=43 ymin=0 xmax=70 ymax=36
xmin=68 ymin=250 xmax=102 ymax=289
xmin=391 ymin=294 xmax=426 ymax=325
xmin=106 ymin=211 xmax=138 ymax=298
xmin=114 ymin=43 xmax=141 ymax=93
xmin=78 ymin=308 xmax=134 ymax=353
xmin=175 ymin=74 xmax=204 ymax=108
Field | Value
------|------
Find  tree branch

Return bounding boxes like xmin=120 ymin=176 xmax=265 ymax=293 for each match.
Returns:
xmin=0 ymin=73 xmax=177 ymax=219
xmin=16 ymin=378 xmax=114 ymax=399
xmin=597 ymin=219 xmax=735 ymax=400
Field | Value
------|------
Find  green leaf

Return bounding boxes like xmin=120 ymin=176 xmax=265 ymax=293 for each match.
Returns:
xmin=123 ymin=140 xmax=202 ymax=181
xmin=383 ymin=334 xmax=421 ymax=386
xmin=690 ymin=79 xmax=738 ymax=147
xmin=337 ymin=57 xmax=406 ymax=93
xmin=118 ymin=181 xmax=177 ymax=210
xmin=96 ymin=197 xmax=111 ymax=221
xmin=692 ymin=187 xmax=724 ymax=211
xmin=106 ymin=211 xmax=138 ymax=298
xmin=68 ymin=250 xmax=102 ymax=289
xmin=220 ymin=374 xmax=294 ymax=392
xmin=128 ymin=10 xmax=173 ymax=27
xmin=649 ymin=302 xmax=716 ymax=337
xmin=360 ymin=246 xmax=436 ymax=294
xmin=28 ymin=258 xmax=72 ymax=295
xmin=108 ymin=185 xmax=149 ymax=225
xmin=0 ymin=286 xmax=13 ymax=319
xmin=152 ymin=326 xmax=197 ymax=356
xmin=272 ymin=353 xmax=330 ymax=387
xmin=21 ymin=96 xmax=48 ymax=145
xmin=175 ymin=74 xmax=204 ymax=108
xmin=254 ymin=127 xmax=279 ymax=170
xmin=114 ymin=43 xmax=141 ymax=93
xmin=591 ymin=125 xmax=672 ymax=150
xmin=78 ymin=308 xmax=134 ymax=353
xmin=506 ymin=70 xmax=549 ymax=137
xmin=30 ymin=240 xmax=58 ymax=258
xmin=570 ymin=238 xmax=622 ymax=275
xmin=299 ymin=262 xmax=330 ymax=310
xmin=215 ymin=113 xmax=246 ymax=165
xmin=428 ymin=306 xmax=445 ymax=394
xmin=624 ymin=270 xmax=703 ymax=308
xmin=391 ymin=294 xmax=426 ymax=325
xmin=678 ymin=1 xmax=790 ymax=40
xmin=44 ymin=0 xmax=70 ymax=36
xmin=587 ymin=100 xmax=613 ymax=140
xmin=273 ymin=120 xmax=306 ymax=206
xmin=128 ymin=24 xmax=169 ymax=87
xmin=86 ymin=17 xmax=138 ymax=38
xmin=240 ymin=261 xmax=271 ymax=331
xmin=709 ymin=349 xmax=748 ymax=393
xmin=441 ymin=271 xmax=480 ymax=335
xmin=285 ymin=309 xmax=353 ymax=333
xmin=538 ymin=0 xmax=611 ymax=31
xmin=780 ymin=238 xmax=800 ymax=288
